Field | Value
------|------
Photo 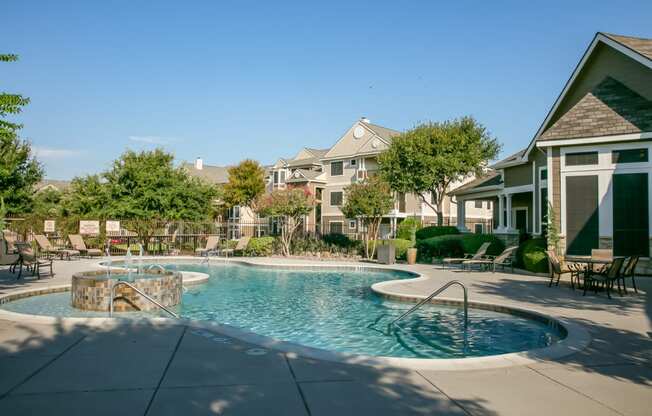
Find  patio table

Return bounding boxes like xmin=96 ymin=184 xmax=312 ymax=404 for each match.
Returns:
xmin=564 ymin=255 xmax=620 ymax=289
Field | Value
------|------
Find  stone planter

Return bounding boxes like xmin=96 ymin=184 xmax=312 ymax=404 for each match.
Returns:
xmin=377 ymin=243 xmax=395 ymax=265
xmin=406 ymin=247 xmax=417 ymax=265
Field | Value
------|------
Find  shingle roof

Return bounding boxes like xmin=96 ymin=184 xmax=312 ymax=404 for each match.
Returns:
xmin=364 ymin=123 xmax=401 ymax=142
xmin=35 ymin=179 xmax=72 ymax=192
xmin=449 ymin=172 xmax=502 ymax=196
xmin=181 ymin=162 xmax=229 ymax=184
xmin=305 ymin=148 xmax=330 ymax=158
xmin=603 ymin=33 xmax=652 ymax=61
xmin=540 ymin=76 xmax=652 ymax=141
xmin=491 ymin=149 xmax=526 ymax=169
xmin=286 ymin=156 xmax=322 ymax=168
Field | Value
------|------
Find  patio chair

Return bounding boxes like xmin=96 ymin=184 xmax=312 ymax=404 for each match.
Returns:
xmin=219 ymin=236 xmax=251 ymax=257
xmin=583 ymin=256 xmax=625 ymax=299
xmin=68 ymin=234 xmax=103 ymax=257
xmin=591 ymin=249 xmax=613 ymax=274
xmin=0 ymin=237 xmax=20 ymax=269
xmin=442 ymin=242 xmax=491 ymax=269
xmin=15 ymin=245 xmax=54 ymax=280
xmin=2 ymin=230 xmax=20 ymax=254
xmin=463 ymin=246 xmax=518 ymax=272
xmin=619 ymin=256 xmax=639 ymax=294
xmin=34 ymin=234 xmax=79 ymax=260
xmin=195 ymin=235 xmax=220 ymax=257
xmin=546 ymin=250 xmax=579 ymax=289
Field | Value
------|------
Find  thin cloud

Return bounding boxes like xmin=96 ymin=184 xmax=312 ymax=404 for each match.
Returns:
xmin=32 ymin=146 xmax=84 ymax=159
xmin=128 ymin=135 xmax=176 ymax=144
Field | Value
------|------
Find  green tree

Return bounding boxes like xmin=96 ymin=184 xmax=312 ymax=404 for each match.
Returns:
xmin=64 ymin=149 xmax=219 ymax=251
xmin=379 ymin=116 xmax=500 ymax=225
xmin=341 ymin=176 xmax=394 ymax=259
xmin=0 ymin=54 xmax=43 ymax=214
xmin=254 ymin=187 xmax=315 ymax=256
xmin=223 ymin=159 xmax=265 ymax=208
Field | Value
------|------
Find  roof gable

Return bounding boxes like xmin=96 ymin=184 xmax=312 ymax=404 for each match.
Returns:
xmin=323 ymin=120 xmax=400 ymax=160
xmin=540 ymin=77 xmax=652 ymax=141
xmin=603 ymin=33 xmax=652 ymax=61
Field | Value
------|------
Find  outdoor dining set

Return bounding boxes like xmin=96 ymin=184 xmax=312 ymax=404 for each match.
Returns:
xmin=547 ymin=249 xmax=639 ymax=298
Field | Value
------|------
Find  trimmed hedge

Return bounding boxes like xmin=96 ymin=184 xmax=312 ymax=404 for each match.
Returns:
xmin=517 ymin=238 xmax=549 ymax=273
xmin=396 ymin=218 xmax=422 ymax=240
xmin=244 ymin=237 xmax=276 ymax=256
xmin=415 ymin=226 xmax=460 ymax=241
xmin=369 ymin=239 xmax=413 ymax=260
xmin=417 ymin=234 xmax=505 ymax=260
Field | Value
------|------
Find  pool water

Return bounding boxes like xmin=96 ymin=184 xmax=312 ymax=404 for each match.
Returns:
xmin=1 ymin=263 xmax=564 ymax=358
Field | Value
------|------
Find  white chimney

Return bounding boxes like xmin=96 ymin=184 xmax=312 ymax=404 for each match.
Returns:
xmin=195 ymin=157 xmax=203 ymax=170
xmin=361 ymin=116 xmax=371 ymax=124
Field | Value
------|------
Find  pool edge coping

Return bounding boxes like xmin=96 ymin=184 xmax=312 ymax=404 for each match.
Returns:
xmin=0 ymin=256 xmax=591 ymax=371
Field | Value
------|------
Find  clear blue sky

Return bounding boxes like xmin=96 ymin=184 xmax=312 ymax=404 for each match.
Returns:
xmin=3 ymin=0 xmax=652 ymax=179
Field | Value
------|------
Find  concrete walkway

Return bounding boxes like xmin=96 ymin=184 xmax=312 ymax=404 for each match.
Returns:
xmin=0 ymin=258 xmax=650 ymax=415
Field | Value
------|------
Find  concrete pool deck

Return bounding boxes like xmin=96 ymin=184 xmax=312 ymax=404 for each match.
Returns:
xmin=0 ymin=257 xmax=650 ymax=415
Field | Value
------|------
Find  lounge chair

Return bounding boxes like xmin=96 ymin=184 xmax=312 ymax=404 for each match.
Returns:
xmin=219 ymin=236 xmax=251 ymax=257
xmin=546 ymin=250 xmax=580 ymax=289
xmin=34 ymin=234 xmax=79 ymax=260
xmin=15 ymin=245 xmax=54 ymax=280
xmin=441 ymin=242 xmax=491 ymax=269
xmin=583 ymin=256 xmax=625 ymax=298
xmin=68 ymin=234 xmax=103 ymax=257
xmin=462 ymin=246 xmax=518 ymax=272
xmin=195 ymin=235 xmax=220 ymax=257
xmin=2 ymin=230 xmax=20 ymax=254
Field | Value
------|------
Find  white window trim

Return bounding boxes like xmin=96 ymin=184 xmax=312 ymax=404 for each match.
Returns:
xmin=330 ymin=191 xmax=343 ymax=207
xmin=329 ymin=221 xmax=344 ymax=233
xmin=474 ymin=223 xmax=484 ymax=234
xmin=559 ymin=142 xmax=652 ymax=239
xmin=348 ymin=220 xmax=356 ymax=229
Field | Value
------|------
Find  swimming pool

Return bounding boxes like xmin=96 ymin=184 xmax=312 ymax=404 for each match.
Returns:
xmin=0 ymin=262 xmax=565 ymax=359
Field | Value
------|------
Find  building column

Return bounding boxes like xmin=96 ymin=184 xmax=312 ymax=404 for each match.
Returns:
xmin=497 ymin=194 xmax=505 ymax=231
xmin=506 ymin=193 xmax=513 ymax=231
xmin=456 ymin=199 xmax=470 ymax=232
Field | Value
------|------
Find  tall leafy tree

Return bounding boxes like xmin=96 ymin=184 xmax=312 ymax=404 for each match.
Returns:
xmin=254 ymin=187 xmax=315 ymax=256
xmin=341 ymin=176 xmax=394 ymax=259
xmin=223 ymin=159 xmax=265 ymax=208
xmin=0 ymin=54 xmax=43 ymax=214
xmin=379 ymin=116 xmax=500 ymax=225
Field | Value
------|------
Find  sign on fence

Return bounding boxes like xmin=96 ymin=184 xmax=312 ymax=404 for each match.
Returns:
xmin=79 ymin=220 xmax=100 ymax=235
xmin=106 ymin=220 xmax=121 ymax=233
xmin=44 ymin=220 xmax=55 ymax=233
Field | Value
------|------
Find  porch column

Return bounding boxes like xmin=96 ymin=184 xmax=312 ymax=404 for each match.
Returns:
xmin=456 ymin=199 xmax=469 ymax=232
xmin=506 ymin=193 xmax=513 ymax=231
xmin=497 ymin=194 xmax=505 ymax=230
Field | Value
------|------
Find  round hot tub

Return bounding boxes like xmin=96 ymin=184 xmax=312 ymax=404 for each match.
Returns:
xmin=71 ymin=270 xmax=183 ymax=312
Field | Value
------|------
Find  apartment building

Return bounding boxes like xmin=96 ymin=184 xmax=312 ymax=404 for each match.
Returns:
xmin=320 ymin=118 xmax=493 ymax=238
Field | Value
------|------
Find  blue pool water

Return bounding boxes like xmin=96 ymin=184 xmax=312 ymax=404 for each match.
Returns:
xmin=1 ymin=263 xmax=564 ymax=358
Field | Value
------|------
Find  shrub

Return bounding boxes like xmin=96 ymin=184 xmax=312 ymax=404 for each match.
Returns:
xmin=517 ymin=238 xmax=549 ymax=273
xmin=417 ymin=234 xmax=504 ymax=261
xmin=396 ymin=218 xmax=422 ymax=240
xmin=322 ymin=233 xmax=353 ymax=248
xmin=369 ymin=239 xmax=414 ymax=260
xmin=415 ymin=226 xmax=459 ymax=241
xmin=244 ymin=237 xmax=276 ymax=256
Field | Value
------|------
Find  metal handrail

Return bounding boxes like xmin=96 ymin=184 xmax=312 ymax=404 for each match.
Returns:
xmin=388 ymin=280 xmax=468 ymax=330
xmin=109 ymin=281 xmax=179 ymax=318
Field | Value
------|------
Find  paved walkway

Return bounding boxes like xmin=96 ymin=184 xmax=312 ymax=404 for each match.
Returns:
xmin=0 ymin=257 xmax=650 ymax=415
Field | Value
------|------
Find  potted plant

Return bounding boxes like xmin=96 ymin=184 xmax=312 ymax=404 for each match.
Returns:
xmin=406 ymin=223 xmax=418 ymax=264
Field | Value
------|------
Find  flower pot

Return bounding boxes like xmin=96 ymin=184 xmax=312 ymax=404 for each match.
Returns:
xmin=407 ymin=247 xmax=417 ymax=265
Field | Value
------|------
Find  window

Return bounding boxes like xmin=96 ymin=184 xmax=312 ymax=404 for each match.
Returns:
xmin=350 ymin=159 xmax=357 ymax=166
xmin=349 ymin=220 xmax=356 ymax=229
xmin=330 ymin=191 xmax=343 ymax=206
xmin=565 ymin=151 xmax=598 ymax=166
xmin=330 ymin=222 xmax=343 ymax=234
xmin=540 ymin=169 xmax=548 ymax=180
xmin=486 ymin=201 xmax=491 ymax=209
xmin=474 ymin=223 xmax=484 ymax=234
xmin=612 ymin=148 xmax=648 ymax=164
xmin=331 ymin=161 xmax=343 ymax=176
xmin=279 ymin=170 xmax=286 ymax=183
xmin=231 ymin=205 xmax=240 ymax=219
xmin=273 ymin=171 xmax=279 ymax=184
xmin=474 ymin=200 xmax=483 ymax=209
xmin=316 ymin=188 xmax=323 ymax=200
